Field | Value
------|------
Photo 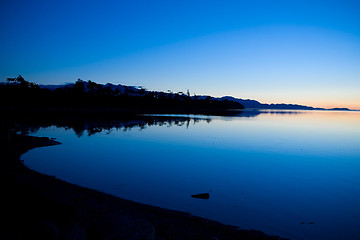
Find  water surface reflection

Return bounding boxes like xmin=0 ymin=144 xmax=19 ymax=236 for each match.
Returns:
xmin=22 ymin=110 xmax=360 ymax=240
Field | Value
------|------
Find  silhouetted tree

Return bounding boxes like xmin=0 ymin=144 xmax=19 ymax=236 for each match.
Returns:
xmin=87 ymin=80 xmax=102 ymax=93
xmin=6 ymin=75 xmax=39 ymax=89
xmin=73 ymin=79 xmax=85 ymax=93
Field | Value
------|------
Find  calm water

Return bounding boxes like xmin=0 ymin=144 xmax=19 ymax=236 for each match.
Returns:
xmin=23 ymin=110 xmax=360 ymax=240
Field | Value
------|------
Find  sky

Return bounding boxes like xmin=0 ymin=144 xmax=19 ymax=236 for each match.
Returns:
xmin=1 ymin=0 xmax=360 ymax=109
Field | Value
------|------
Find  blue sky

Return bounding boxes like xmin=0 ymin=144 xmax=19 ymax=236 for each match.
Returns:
xmin=1 ymin=0 xmax=360 ymax=109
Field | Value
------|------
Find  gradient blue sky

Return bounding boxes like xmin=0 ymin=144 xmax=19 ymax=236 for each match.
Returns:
xmin=1 ymin=0 xmax=360 ymax=109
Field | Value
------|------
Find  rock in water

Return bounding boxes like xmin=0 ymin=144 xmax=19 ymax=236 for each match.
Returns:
xmin=191 ymin=193 xmax=210 ymax=199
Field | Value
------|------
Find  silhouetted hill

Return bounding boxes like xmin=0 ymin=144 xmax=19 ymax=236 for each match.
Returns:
xmin=327 ymin=107 xmax=351 ymax=111
xmin=212 ymin=96 xmax=350 ymax=111
xmin=218 ymin=96 xmax=265 ymax=108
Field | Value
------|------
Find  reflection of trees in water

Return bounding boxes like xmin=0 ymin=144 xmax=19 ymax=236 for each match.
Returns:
xmin=69 ymin=111 xmax=299 ymax=137
xmin=6 ymin=116 xmax=212 ymax=138
xmin=72 ymin=117 xmax=210 ymax=137
xmin=2 ymin=109 xmax=302 ymax=139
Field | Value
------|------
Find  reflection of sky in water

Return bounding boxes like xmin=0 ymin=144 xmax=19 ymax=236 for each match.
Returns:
xmin=24 ymin=111 xmax=360 ymax=240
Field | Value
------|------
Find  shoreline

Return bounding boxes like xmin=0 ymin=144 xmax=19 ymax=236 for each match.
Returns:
xmin=2 ymin=134 xmax=286 ymax=240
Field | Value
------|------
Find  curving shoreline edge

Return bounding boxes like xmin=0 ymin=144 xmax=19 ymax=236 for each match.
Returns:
xmin=2 ymin=134 xmax=287 ymax=240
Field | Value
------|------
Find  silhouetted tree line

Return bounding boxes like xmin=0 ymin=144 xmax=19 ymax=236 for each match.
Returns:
xmin=0 ymin=76 xmax=244 ymax=113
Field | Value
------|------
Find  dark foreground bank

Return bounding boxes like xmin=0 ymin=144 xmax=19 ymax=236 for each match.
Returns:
xmin=1 ymin=134 xmax=286 ymax=240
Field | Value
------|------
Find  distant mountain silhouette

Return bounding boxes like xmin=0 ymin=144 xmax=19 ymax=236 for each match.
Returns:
xmin=212 ymin=96 xmax=350 ymax=111
xmin=39 ymin=81 xmax=141 ymax=95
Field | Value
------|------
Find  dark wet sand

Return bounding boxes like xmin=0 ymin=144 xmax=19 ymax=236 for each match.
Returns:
xmin=2 ymin=134 xmax=286 ymax=240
